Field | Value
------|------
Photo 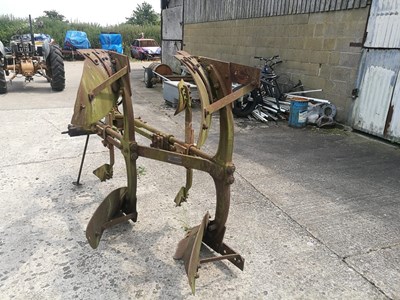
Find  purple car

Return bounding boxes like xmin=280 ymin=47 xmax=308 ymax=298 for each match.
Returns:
xmin=130 ymin=38 xmax=161 ymax=60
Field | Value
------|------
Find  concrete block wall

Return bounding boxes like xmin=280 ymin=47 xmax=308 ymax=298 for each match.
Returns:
xmin=183 ymin=8 xmax=370 ymax=124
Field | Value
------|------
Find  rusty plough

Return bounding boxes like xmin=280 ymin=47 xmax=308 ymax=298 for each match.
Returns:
xmin=66 ymin=49 xmax=259 ymax=293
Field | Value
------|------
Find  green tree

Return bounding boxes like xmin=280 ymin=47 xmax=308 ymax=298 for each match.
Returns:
xmin=33 ymin=15 xmax=69 ymax=45
xmin=126 ymin=2 xmax=159 ymax=26
xmin=43 ymin=10 xmax=66 ymax=22
xmin=0 ymin=15 xmax=30 ymax=42
xmin=1 ymin=13 xmax=160 ymax=53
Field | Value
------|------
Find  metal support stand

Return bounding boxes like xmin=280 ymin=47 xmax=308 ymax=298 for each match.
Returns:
xmin=73 ymin=134 xmax=90 ymax=186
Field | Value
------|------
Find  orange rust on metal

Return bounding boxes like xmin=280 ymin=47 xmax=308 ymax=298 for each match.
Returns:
xmin=175 ymin=52 xmax=212 ymax=148
xmin=205 ymin=83 xmax=255 ymax=115
xmin=148 ymin=62 xmax=173 ymax=75
xmin=89 ymin=66 xmax=128 ymax=100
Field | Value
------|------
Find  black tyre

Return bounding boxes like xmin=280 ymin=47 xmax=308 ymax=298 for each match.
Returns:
xmin=144 ymin=68 xmax=154 ymax=88
xmin=232 ymin=88 xmax=259 ymax=117
xmin=0 ymin=66 xmax=7 ymax=94
xmin=44 ymin=66 xmax=52 ymax=82
xmin=47 ymin=45 xmax=65 ymax=91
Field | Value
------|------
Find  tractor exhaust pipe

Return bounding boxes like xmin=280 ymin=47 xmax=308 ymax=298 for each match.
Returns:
xmin=29 ymin=15 xmax=35 ymax=55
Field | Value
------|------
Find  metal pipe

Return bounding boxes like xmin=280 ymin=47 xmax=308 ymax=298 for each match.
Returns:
xmin=29 ymin=15 xmax=35 ymax=56
xmin=134 ymin=126 xmax=153 ymax=140
xmin=152 ymin=70 xmax=170 ymax=82
xmin=105 ymin=136 xmax=122 ymax=150
xmin=96 ymin=122 xmax=123 ymax=141
xmin=286 ymin=89 xmax=322 ymax=95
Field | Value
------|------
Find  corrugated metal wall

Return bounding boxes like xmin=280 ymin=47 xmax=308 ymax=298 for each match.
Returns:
xmin=364 ymin=0 xmax=400 ymax=48
xmin=352 ymin=50 xmax=400 ymax=142
xmin=352 ymin=0 xmax=400 ymax=143
xmin=184 ymin=0 xmax=369 ymax=23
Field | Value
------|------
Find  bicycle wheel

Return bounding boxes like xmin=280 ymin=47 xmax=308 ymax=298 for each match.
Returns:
xmin=276 ymin=74 xmax=291 ymax=94
xmin=280 ymin=78 xmax=304 ymax=95
xmin=232 ymin=88 xmax=259 ymax=117
xmin=261 ymin=79 xmax=281 ymax=110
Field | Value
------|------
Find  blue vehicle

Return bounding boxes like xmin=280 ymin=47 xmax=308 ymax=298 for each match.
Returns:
xmin=63 ymin=30 xmax=91 ymax=51
xmin=99 ymin=33 xmax=123 ymax=54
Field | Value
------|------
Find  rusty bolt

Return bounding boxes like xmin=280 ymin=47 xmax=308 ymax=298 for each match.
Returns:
xmin=226 ymin=164 xmax=236 ymax=175
xmin=130 ymin=142 xmax=138 ymax=152
xmin=130 ymin=153 xmax=138 ymax=161
xmin=227 ymin=176 xmax=235 ymax=185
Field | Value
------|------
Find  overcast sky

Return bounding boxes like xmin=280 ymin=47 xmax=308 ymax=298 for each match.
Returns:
xmin=1 ymin=0 xmax=161 ymax=26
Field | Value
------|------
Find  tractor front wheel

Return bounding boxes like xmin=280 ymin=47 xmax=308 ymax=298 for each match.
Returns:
xmin=47 ymin=45 xmax=65 ymax=91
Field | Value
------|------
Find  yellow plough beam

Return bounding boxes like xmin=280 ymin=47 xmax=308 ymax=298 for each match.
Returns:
xmin=67 ymin=49 xmax=259 ymax=294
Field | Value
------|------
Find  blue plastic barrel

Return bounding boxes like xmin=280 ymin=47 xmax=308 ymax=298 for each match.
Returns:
xmin=288 ymin=98 xmax=308 ymax=128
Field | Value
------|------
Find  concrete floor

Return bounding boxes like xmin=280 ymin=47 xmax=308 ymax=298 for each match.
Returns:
xmin=0 ymin=59 xmax=399 ymax=299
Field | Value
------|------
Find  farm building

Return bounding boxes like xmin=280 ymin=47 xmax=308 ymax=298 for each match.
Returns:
xmin=161 ymin=0 xmax=400 ymax=143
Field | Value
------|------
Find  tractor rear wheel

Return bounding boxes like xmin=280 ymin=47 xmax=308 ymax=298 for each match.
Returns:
xmin=0 ymin=66 xmax=7 ymax=94
xmin=47 ymin=45 xmax=65 ymax=91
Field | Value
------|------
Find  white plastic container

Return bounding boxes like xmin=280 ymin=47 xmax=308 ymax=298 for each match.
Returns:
xmin=163 ymin=81 xmax=198 ymax=107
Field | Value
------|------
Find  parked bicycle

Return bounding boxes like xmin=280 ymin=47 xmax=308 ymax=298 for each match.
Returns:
xmin=233 ymin=55 xmax=304 ymax=119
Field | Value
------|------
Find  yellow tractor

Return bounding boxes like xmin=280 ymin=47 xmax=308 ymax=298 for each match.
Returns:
xmin=0 ymin=16 xmax=65 ymax=94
